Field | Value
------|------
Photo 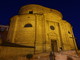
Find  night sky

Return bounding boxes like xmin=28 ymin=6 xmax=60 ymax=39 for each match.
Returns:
xmin=0 ymin=0 xmax=80 ymax=49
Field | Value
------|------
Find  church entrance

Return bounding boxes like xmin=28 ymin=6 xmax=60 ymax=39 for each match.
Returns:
xmin=51 ymin=40 xmax=58 ymax=52
xmin=46 ymin=21 xmax=60 ymax=52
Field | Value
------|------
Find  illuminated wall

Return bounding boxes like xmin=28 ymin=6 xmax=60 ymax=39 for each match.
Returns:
xmin=7 ymin=4 xmax=77 ymax=54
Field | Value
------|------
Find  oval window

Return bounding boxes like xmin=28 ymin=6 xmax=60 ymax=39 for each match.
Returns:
xmin=50 ymin=26 xmax=55 ymax=30
xmin=24 ymin=24 xmax=32 ymax=27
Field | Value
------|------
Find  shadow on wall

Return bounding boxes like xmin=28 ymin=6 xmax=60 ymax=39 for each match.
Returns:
xmin=67 ymin=56 xmax=73 ymax=60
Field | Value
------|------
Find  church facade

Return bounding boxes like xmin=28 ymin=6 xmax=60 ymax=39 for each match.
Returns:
xmin=0 ymin=4 xmax=79 ymax=60
xmin=7 ymin=4 xmax=77 ymax=53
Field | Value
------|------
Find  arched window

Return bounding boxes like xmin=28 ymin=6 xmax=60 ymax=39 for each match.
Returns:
xmin=24 ymin=24 xmax=32 ymax=27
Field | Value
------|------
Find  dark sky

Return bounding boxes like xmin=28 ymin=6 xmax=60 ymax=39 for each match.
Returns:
xmin=0 ymin=0 xmax=80 ymax=49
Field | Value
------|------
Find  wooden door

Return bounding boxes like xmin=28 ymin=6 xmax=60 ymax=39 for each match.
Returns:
xmin=51 ymin=40 xmax=58 ymax=52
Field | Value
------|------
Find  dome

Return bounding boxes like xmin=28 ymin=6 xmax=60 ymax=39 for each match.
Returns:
xmin=19 ymin=4 xmax=63 ymax=18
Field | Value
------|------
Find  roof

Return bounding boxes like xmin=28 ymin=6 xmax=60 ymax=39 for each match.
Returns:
xmin=19 ymin=4 xmax=63 ymax=18
xmin=0 ymin=25 xmax=9 ymax=28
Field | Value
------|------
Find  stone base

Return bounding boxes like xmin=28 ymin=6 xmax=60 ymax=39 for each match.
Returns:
xmin=0 ymin=50 xmax=80 ymax=60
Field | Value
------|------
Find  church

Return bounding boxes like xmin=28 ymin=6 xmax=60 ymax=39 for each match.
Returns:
xmin=0 ymin=4 xmax=80 ymax=60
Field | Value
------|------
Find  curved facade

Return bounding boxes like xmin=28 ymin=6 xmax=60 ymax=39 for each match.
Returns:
xmin=7 ymin=4 xmax=77 ymax=54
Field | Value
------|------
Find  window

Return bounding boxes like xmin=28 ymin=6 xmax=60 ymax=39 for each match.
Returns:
xmin=29 ymin=11 xmax=33 ymax=14
xmin=68 ymin=31 xmax=71 ymax=34
xmin=50 ymin=26 xmax=55 ymax=30
xmin=24 ymin=24 xmax=32 ymax=27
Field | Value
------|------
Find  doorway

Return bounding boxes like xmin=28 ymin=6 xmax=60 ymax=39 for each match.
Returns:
xmin=51 ymin=40 xmax=58 ymax=52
